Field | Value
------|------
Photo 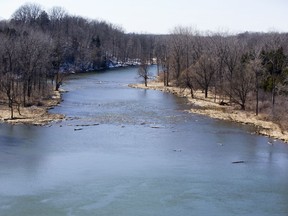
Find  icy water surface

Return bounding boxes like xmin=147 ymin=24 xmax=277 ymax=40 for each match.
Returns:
xmin=1 ymin=66 xmax=288 ymax=216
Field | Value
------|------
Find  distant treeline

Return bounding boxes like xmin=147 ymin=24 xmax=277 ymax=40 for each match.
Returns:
xmin=0 ymin=3 xmax=155 ymax=118
xmin=1 ymin=3 xmax=288 ymax=128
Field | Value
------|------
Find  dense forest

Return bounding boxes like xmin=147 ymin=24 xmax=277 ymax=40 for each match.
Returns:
xmin=1 ymin=3 xmax=288 ymax=130
xmin=0 ymin=3 xmax=155 ymax=118
xmin=156 ymin=27 xmax=288 ymax=130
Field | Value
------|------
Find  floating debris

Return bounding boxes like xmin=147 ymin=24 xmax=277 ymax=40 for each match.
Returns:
xmin=74 ymin=128 xmax=83 ymax=131
xmin=75 ymin=123 xmax=100 ymax=127
xmin=173 ymin=149 xmax=182 ymax=152
xmin=268 ymin=141 xmax=273 ymax=145
xmin=232 ymin=161 xmax=245 ymax=164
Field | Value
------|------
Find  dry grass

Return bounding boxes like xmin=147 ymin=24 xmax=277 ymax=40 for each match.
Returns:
xmin=0 ymin=90 xmax=64 ymax=125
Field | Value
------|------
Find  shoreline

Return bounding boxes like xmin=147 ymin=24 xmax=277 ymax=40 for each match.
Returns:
xmin=0 ymin=90 xmax=65 ymax=126
xmin=129 ymin=81 xmax=288 ymax=143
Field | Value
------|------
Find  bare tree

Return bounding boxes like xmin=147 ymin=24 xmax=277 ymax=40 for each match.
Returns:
xmin=0 ymin=29 xmax=22 ymax=118
xmin=169 ymin=26 xmax=200 ymax=97
xmin=0 ymin=73 xmax=22 ymax=119
xmin=222 ymin=37 xmax=244 ymax=103
xmin=179 ymin=67 xmax=195 ymax=98
xmin=17 ymin=30 xmax=51 ymax=103
xmin=138 ymin=59 xmax=150 ymax=87
xmin=209 ymin=33 xmax=227 ymax=102
xmin=248 ymin=56 xmax=264 ymax=115
xmin=11 ymin=3 xmax=43 ymax=26
xmin=169 ymin=27 xmax=188 ymax=84
xmin=156 ymin=37 xmax=171 ymax=86
xmin=48 ymin=6 xmax=68 ymax=38
xmin=193 ymin=53 xmax=216 ymax=98
xmin=227 ymin=62 xmax=255 ymax=110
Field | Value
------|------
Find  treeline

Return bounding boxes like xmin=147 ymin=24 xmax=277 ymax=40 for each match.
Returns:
xmin=0 ymin=3 xmax=155 ymax=118
xmin=1 ymin=3 xmax=288 ymax=129
xmin=155 ymin=27 xmax=288 ymax=129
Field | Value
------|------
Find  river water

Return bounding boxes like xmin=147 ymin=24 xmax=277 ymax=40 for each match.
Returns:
xmin=0 ymin=66 xmax=288 ymax=216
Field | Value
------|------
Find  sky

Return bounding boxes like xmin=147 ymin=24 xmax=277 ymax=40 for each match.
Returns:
xmin=0 ymin=0 xmax=288 ymax=34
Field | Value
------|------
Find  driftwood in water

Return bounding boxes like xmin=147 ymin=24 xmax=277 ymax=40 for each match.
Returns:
xmin=232 ymin=160 xmax=245 ymax=164
xmin=74 ymin=128 xmax=83 ymax=131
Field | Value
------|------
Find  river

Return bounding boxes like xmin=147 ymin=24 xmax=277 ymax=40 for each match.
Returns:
xmin=0 ymin=66 xmax=288 ymax=216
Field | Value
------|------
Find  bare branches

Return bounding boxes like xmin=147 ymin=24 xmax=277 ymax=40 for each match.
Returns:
xmin=11 ymin=3 xmax=43 ymax=26
xmin=154 ymin=26 xmax=288 ymax=119
xmin=138 ymin=61 xmax=150 ymax=87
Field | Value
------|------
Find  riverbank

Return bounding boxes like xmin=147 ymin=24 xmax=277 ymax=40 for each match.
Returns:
xmin=129 ymin=81 xmax=288 ymax=143
xmin=0 ymin=90 xmax=65 ymax=126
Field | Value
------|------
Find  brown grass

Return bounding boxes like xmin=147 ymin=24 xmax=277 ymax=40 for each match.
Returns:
xmin=0 ymin=90 xmax=64 ymax=125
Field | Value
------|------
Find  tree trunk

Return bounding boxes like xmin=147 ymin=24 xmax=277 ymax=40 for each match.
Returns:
xmin=164 ymin=69 xmax=169 ymax=86
xmin=9 ymin=100 xmax=14 ymax=119
xmin=205 ymin=86 xmax=208 ymax=98
xmin=255 ymin=79 xmax=259 ymax=116
xmin=190 ymin=88 xmax=194 ymax=98
xmin=56 ymin=82 xmax=61 ymax=91
xmin=17 ymin=103 xmax=21 ymax=116
xmin=271 ymin=77 xmax=276 ymax=116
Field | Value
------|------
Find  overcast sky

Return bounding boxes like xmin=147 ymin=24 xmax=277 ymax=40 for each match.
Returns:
xmin=0 ymin=0 xmax=287 ymax=34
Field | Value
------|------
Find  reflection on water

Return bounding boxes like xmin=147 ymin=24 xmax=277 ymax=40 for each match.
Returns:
xmin=1 ymin=66 xmax=288 ymax=216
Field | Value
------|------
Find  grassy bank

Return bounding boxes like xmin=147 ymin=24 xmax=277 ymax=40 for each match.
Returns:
xmin=0 ymin=90 xmax=64 ymax=126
